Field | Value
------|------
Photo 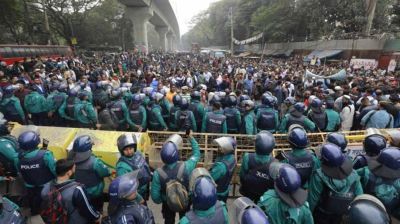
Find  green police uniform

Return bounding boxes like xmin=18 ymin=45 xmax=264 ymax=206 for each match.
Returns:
xmin=325 ymin=109 xmax=341 ymax=132
xmin=256 ymin=107 xmax=280 ymax=133
xmin=142 ymin=96 xmax=150 ymax=108
xmin=116 ymin=151 xmax=149 ymax=198
xmin=151 ymin=137 xmax=201 ymax=204
xmin=278 ymin=114 xmax=316 ymax=133
xmin=24 ymin=91 xmax=48 ymax=114
xmin=59 ymin=97 xmax=80 ymax=121
xmin=201 ymin=110 xmax=228 ymax=134
xmin=0 ymin=96 xmax=25 ymax=122
xmin=19 ymin=149 xmax=56 ymax=188
xmin=123 ymin=91 xmax=133 ymax=106
xmin=111 ymin=99 xmax=136 ymax=128
xmin=242 ymin=111 xmax=257 ymax=135
xmin=149 ymin=105 xmax=168 ymax=131
xmin=209 ymin=154 xmax=235 ymax=200
xmin=46 ymin=91 xmax=67 ymax=114
xmin=129 ymin=105 xmax=147 ymax=131
xmin=191 ymin=100 xmax=205 ymax=121
xmin=74 ymin=100 xmax=97 ymax=127
xmin=239 ymin=153 xmax=273 ymax=178
xmin=175 ymin=110 xmax=197 ymax=132
xmin=258 ymin=190 xmax=314 ymax=224
xmin=84 ymin=157 xmax=111 ymax=198
xmin=179 ymin=201 xmax=230 ymax=224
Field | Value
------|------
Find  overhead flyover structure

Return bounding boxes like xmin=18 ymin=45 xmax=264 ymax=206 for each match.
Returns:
xmin=119 ymin=0 xmax=180 ymax=52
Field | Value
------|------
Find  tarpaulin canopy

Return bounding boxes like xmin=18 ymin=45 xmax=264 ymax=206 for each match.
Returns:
xmin=273 ymin=49 xmax=293 ymax=56
xmin=305 ymin=50 xmax=343 ymax=61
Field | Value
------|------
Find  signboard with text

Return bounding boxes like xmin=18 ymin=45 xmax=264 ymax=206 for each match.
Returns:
xmin=350 ymin=59 xmax=378 ymax=70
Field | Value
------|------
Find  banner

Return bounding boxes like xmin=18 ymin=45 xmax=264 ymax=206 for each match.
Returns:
xmin=233 ymin=33 xmax=263 ymax=45
xmin=388 ymin=59 xmax=397 ymax=72
xmin=304 ymin=69 xmax=347 ymax=81
xmin=350 ymin=59 xmax=378 ymax=70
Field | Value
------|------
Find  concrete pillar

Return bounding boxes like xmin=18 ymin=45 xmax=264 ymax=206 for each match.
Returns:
xmin=125 ymin=7 xmax=153 ymax=53
xmin=167 ymin=32 xmax=176 ymax=52
xmin=155 ymin=26 xmax=169 ymax=52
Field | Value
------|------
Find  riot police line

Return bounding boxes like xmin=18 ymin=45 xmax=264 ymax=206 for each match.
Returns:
xmin=0 ymin=114 xmax=397 ymax=224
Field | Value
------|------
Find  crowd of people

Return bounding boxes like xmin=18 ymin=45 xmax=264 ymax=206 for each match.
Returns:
xmin=0 ymin=51 xmax=399 ymax=224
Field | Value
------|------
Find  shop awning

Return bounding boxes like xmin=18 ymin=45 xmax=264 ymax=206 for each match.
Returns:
xmin=305 ymin=50 xmax=343 ymax=61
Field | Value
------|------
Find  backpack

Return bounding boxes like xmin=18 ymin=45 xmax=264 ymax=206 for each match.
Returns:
xmin=158 ymin=163 xmax=189 ymax=212
xmin=41 ymin=182 xmax=78 ymax=224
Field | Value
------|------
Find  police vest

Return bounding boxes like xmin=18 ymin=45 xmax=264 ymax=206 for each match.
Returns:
xmin=160 ymin=100 xmax=169 ymax=120
xmin=4 ymin=99 xmax=19 ymax=116
xmin=129 ymin=105 xmax=143 ymax=125
xmin=189 ymin=103 xmax=202 ymax=125
xmin=257 ymin=109 xmax=276 ymax=131
xmin=149 ymin=105 xmax=163 ymax=130
xmin=158 ymin=162 xmax=188 ymax=193
xmin=118 ymin=152 xmax=152 ymax=188
xmin=177 ymin=110 xmax=192 ymax=131
xmin=19 ymin=150 xmax=55 ymax=186
xmin=206 ymin=112 xmax=226 ymax=133
xmin=365 ymin=172 xmax=399 ymax=213
xmin=224 ymin=107 xmax=239 ymax=132
xmin=284 ymin=151 xmax=314 ymax=186
xmin=110 ymin=101 xmax=124 ymax=121
xmin=240 ymin=113 xmax=256 ymax=134
xmin=317 ymin=179 xmax=356 ymax=215
xmin=111 ymin=202 xmax=155 ymax=224
xmin=51 ymin=94 xmax=65 ymax=110
xmin=286 ymin=114 xmax=306 ymax=130
xmin=309 ymin=111 xmax=327 ymax=131
xmin=169 ymin=106 xmax=179 ymax=129
xmin=0 ymin=198 xmax=24 ymax=224
xmin=212 ymin=158 xmax=236 ymax=194
xmin=75 ymin=156 xmax=102 ymax=188
xmin=0 ymin=138 xmax=19 ymax=177
xmin=240 ymin=153 xmax=276 ymax=201
xmin=186 ymin=201 xmax=226 ymax=224
xmin=66 ymin=97 xmax=76 ymax=118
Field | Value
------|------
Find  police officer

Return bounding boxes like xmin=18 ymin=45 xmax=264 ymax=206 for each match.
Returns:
xmin=93 ymin=81 xmax=111 ymax=109
xmin=149 ymin=92 xmax=168 ymax=131
xmin=356 ymin=147 xmax=400 ymax=219
xmin=18 ymin=131 xmax=56 ymax=216
xmin=108 ymin=89 xmax=135 ymax=131
xmin=353 ymin=134 xmax=387 ymax=169
xmin=346 ymin=194 xmax=390 ymax=224
xmin=282 ymin=125 xmax=320 ymax=188
xmin=308 ymin=143 xmax=363 ymax=224
xmin=74 ymin=91 xmax=97 ymax=129
xmin=202 ymin=96 xmax=227 ymax=134
xmin=116 ymin=133 xmax=151 ymax=200
xmin=59 ymin=87 xmax=80 ymax=127
xmin=24 ymin=85 xmax=49 ymax=126
xmin=326 ymin=132 xmax=348 ymax=153
xmin=46 ymin=83 xmax=68 ymax=126
xmin=325 ymin=99 xmax=341 ymax=132
xmin=169 ymin=94 xmax=183 ymax=131
xmin=233 ymin=197 xmax=270 ymax=224
xmin=128 ymin=94 xmax=147 ymax=132
xmin=40 ymin=159 xmax=101 ymax=224
xmin=96 ymin=100 xmax=119 ymax=130
xmin=176 ymin=98 xmax=197 ymax=132
xmin=107 ymin=172 xmax=155 ymax=224
xmin=224 ymin=95 xmax=241 ymax=134
xmin=0 ymin=195 xmax=25 ymax=224
xmin=256 ymin=94 xmax=279 ymax=133
xmin=209 ymin=137 xmax=236 ymax=202
xmin=258 ymin=164 xmax=314 ymax=224
xmin=241 ymin=100 xmax=257 ymax=135
xmin=279 ymin=102 xmax=316 ymax=133
xmin=189 ymin=91 xmax=205 ymax=131
xmin=307 ymin=98 xmax=328 ymax=132
xmin=240 ymin=131 xmax=277 ymax=203
xmin=0 ymin=85 xmax=25 ymax=124
xmin=69 ymin=135 xmax=111 ymax=213
xmin=142 ymin=87 xmax=153 ymax=108
xmin=179 ymin=176 xmax=229 ymax=224
xmin=159 ymin=90 xmax=171 ymax=125
xmin=151 ymin=133 xmax=200 ymax=224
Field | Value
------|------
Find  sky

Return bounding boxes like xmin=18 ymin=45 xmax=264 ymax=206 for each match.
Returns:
xmin=170 ymin=0 xmax=219 ymax=36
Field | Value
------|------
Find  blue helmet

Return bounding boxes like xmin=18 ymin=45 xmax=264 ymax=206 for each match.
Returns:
xmin=192 ymin=177 xmax=217 ymax=211
xmin=160 ymin=142 xmax=179 ymax=164
xmin=4 ymin=85 xmax=17 ymax=95
xmin=348 ymin=194 xmax=390 ymax=224
xmin=50 ymin=82 xmax=60 ymax=92
xmin=210 ymin=95 xmax=221 ymax=106
xmin=320 ymin=143 xmax=345 ymax=167
xmin=261 ymin=94 xmax=274 ymax=107
xmin=255 ymin=131 xmax=275 ymax=155
xmin=275 ymin=164 xmax=301 ymax=193
xmin=191 ymin=91 xmax=201 ymax=101
xmin=68 ymin=88 xmax=79 ymax=97
xmin=284 ymin=97 xmax=296 ymax=105
xmin=310 ymin=98 xmax=322 ymax=108
xmin=327 ymin=133 xmax=348 ymax=152
xmin=288 ymin=125 xmax=308 ymax=148
xmin=326 ymin=99 xmax=335 ymax=109
xmin=377 ymin=147 xmax=400 ymax=170
xmin=109 ymin=172 xmax=139 ymax=200
xmin=111 ymin=89 xmax=122 ymax=98
xmin=58 ymin=83 xmax=68 ymax=93
xmin=241 ymin=207 xmax=269 ymax=224
xmin=131 ymin=94 xmax=142 ymax=105
xmin=363 ymin=134 xmax=387 ymax=156
xmin=180 ymin=98 xmax=189 ymax=110
xmin=72 ymin=135 xmax=93 ymax=162
xmin=173 ymin=94 xmax=182 ymax=106
xmin=228 ymin=95 xmax=238 ymax=107
xmin=293 ymin=102 xmax=305 ymax=113
xmin=18 ymin=131 xmax=40 ymax=151
xmin=239 ymin=95 xmax=250 ymax=103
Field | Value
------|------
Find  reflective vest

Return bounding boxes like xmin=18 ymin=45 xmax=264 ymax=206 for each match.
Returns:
xmin=185 ymin=201 xmax=226 ymax=224
xmin=206 ymin=112 xmax=226 ymax=133
xmin=240 ymin=153 xmax=275 ymax=201
xmin=224 ymin=107 xmax=240 ymax=132
xmin=75 ymin=156 xmax=102 ymax=188
xmin=19 ymin=150 xmax=55 ymax=186
xmin=284 ymin=150 xmax=314 ymax=186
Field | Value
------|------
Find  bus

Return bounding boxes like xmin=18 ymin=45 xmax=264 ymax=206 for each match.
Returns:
xmin=0 ymin=45 xmax=73 ymax=65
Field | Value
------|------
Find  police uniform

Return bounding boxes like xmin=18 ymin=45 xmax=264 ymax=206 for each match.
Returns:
xmin=46 ymin=90 xmax=67 ymax=126
xmin=224 ymin=106 xmax=241 ymax=134
xmin=168 ymin=105 xmax=180 ymax=131
xmin=241 ymin=109 xmax=257 ymax=135
xmin=0 ymin=196 xmax=25 ymax=224
xmin=176 ymin=109 xmax=197 ymax=132
xmin=109 ymin=99 xmax=135 ymax=131
xmin=24 ymin=90 xmax=49 ymax=126
xmin=189 ymin=99 xmax=205 ymax=132
xmin=0 ymin=95 xmax=26 ymax=125
xmin=201 ymin=110 xmax=227 ymax=134
xmin=59 ymin=95 xmax=79 ymax=127
xmin=149 ymin=103 xmax=168 ymax=131
xmin=74 ymin=99 xmax=97 ymax=129
xmin=128 ymin=103 xmax=147 ymax=131
xmin=256 ymin=105 xmax=279 ymax=133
